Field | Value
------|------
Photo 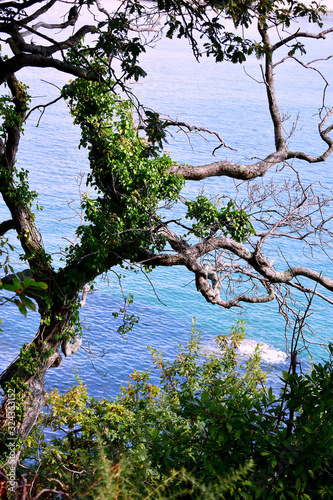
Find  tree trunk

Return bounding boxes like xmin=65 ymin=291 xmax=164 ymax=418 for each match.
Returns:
xmin=0 ymin=302 xmax=75 ymax=468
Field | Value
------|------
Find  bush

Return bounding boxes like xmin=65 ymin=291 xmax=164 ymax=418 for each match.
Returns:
xmin=19 ymin=321 xmax=333 ymax=499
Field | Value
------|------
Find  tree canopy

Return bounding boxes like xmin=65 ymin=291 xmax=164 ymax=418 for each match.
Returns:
xmin=0 ymin=0 xmax=333 ymax=470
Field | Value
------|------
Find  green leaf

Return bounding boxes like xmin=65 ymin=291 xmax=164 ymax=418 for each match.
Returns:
xmin=21 ymin=296 xmax=36 ymax=312
xmin=150 ymin=428 xmax=159 ymax=440
xmin=268 ymin=387 xmax=275 ymax=402
xmin=12 ymin=277 xmax=23 ymax=291
xmin=201 ymin=391 xmax=209 ymax=405
xmin=308 ymin=469 xmax=315 ymax=480
xmin=22 ymin=278 xmax=47 ymax=290
xmin=16 ymin=301 xmax=27 ymax=316
xmin=235 ymin=429 xmax=242 ymax=440
xmin=1 ymin=283 xmax=16 ymax=292
xmin=34 ymin=281 xmax=48 ymax=290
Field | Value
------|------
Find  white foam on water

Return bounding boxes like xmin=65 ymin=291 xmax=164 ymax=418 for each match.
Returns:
xmin=237 ymin=340 xmax=288 ymax=364
xmin=203 ymin=338 xmax=288 ymax=365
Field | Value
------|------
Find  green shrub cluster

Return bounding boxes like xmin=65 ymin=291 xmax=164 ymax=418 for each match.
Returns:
xmin=20 ymin=321 xmax=333 ymax=499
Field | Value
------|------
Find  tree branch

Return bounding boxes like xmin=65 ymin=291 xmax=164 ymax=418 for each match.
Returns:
xmin=258 ymin=22 xmax=286 ymax=152
xmin=20 ymin=0 xmax=58 ymax=25
xmin=161 ymin=119 xmax=237 ymax=153
xmin=0 ymin=0 xmax=45 ymax=11
xmin=0 ymin=219 xmax=14 ymax=237
xmin=0 ymin=74 xmax=53 ymax=284
xmin=0 ymin=53 xmax=100 ymax=85
xmin=167 ymin=151 xmax=286 ymax=180
xmin=272 ymin=27 xmax=333 ymax=52
xmin=5 ymin=22 xmax=98 ymax=58
xmin=0 ymin=269 xmax=34 ymax=284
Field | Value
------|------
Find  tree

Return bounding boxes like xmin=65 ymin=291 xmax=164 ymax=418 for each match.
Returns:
xmin=0 ymin=0 xmax=332 ymax=467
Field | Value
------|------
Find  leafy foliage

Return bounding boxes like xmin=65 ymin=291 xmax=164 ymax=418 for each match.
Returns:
xmin=0 ymin=83 xmax=30 ymax=135
xmin=185 ymin=195 xmax=255 ymax=241
xmin=61 ymin=79 xmax=184 ymax=274
xmin=0 ymin=0 xmax=332 ymax=485
xmin=21 ymin=322 xmax=333 ymax=498
xmin=153 ymin=0 xmax=325 ymax=63
xmin=0 ymin=276 xmax=47 ymax=317
xmin=0 ymin=268 xmax=47 ymax=333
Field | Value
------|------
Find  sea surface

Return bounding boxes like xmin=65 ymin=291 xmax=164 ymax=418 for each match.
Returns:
xmin=1 ymin=13 xmax=333 ymax=398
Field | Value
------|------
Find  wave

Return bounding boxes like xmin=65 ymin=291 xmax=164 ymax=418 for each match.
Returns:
xmin=203 ymin=338 xmax=289 ymax=366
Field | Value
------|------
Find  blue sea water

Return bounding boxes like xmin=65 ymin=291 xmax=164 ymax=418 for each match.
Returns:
xmin=1 ymin=15 xmax=333 ymax=398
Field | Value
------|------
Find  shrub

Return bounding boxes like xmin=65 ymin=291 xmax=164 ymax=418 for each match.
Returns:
xmin=20 ymin=322 xmax=333 ymax=499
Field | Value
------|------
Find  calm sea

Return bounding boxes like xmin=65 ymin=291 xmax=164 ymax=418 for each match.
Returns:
xmin=1 ymin=14 xmax=333 ymax=397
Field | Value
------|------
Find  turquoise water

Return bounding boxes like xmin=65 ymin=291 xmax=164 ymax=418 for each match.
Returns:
xmin=1 ymin=16 xmax=333 ymax=398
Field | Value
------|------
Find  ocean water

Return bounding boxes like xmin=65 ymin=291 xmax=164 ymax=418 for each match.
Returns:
xmin=1 ymin=14 xmax=333 ymax=398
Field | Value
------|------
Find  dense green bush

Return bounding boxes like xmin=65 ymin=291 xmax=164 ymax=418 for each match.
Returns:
xmin=19 ymin=321 xmax=333 ymax=499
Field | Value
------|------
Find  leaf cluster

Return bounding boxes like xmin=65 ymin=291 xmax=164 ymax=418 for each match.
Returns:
xmin=185 ymin=195 xmax=255 ymax=241
xmin=0 ymin=276 xmax=47 ymax=316
xmin=65 ymin=14 xmax=147 ymax=82
xmin=0 ymin=82 xmax=30 ymax=137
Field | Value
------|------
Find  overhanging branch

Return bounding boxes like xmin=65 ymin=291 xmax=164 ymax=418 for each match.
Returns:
xmin=0 ymin=219 xmax=14 ymax=237
xmin=168 ymin=151 xmax=286 ymax=180
xmin=0 ymin=53 xmax=100 ymax=85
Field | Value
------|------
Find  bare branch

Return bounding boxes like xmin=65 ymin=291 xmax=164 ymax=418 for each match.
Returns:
xmin=25 ymin=95 xmax=62 ymax=125
xmin=9 ymin=23 xmax=98 ymax=57
xmin=95 ymin=0 xmax=112 ymax=20
xmin=20 ymin=0 xmax=58 ymax=25
xmin=272 ymin=26 xmax=333 ymax=52
xmin=168 ymin=151 xmax=286 ymax=180
xmin=258 ymin=22 xmax=286 ymax=151
xmin=162 ymin=119 xmax=237 ymax=153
